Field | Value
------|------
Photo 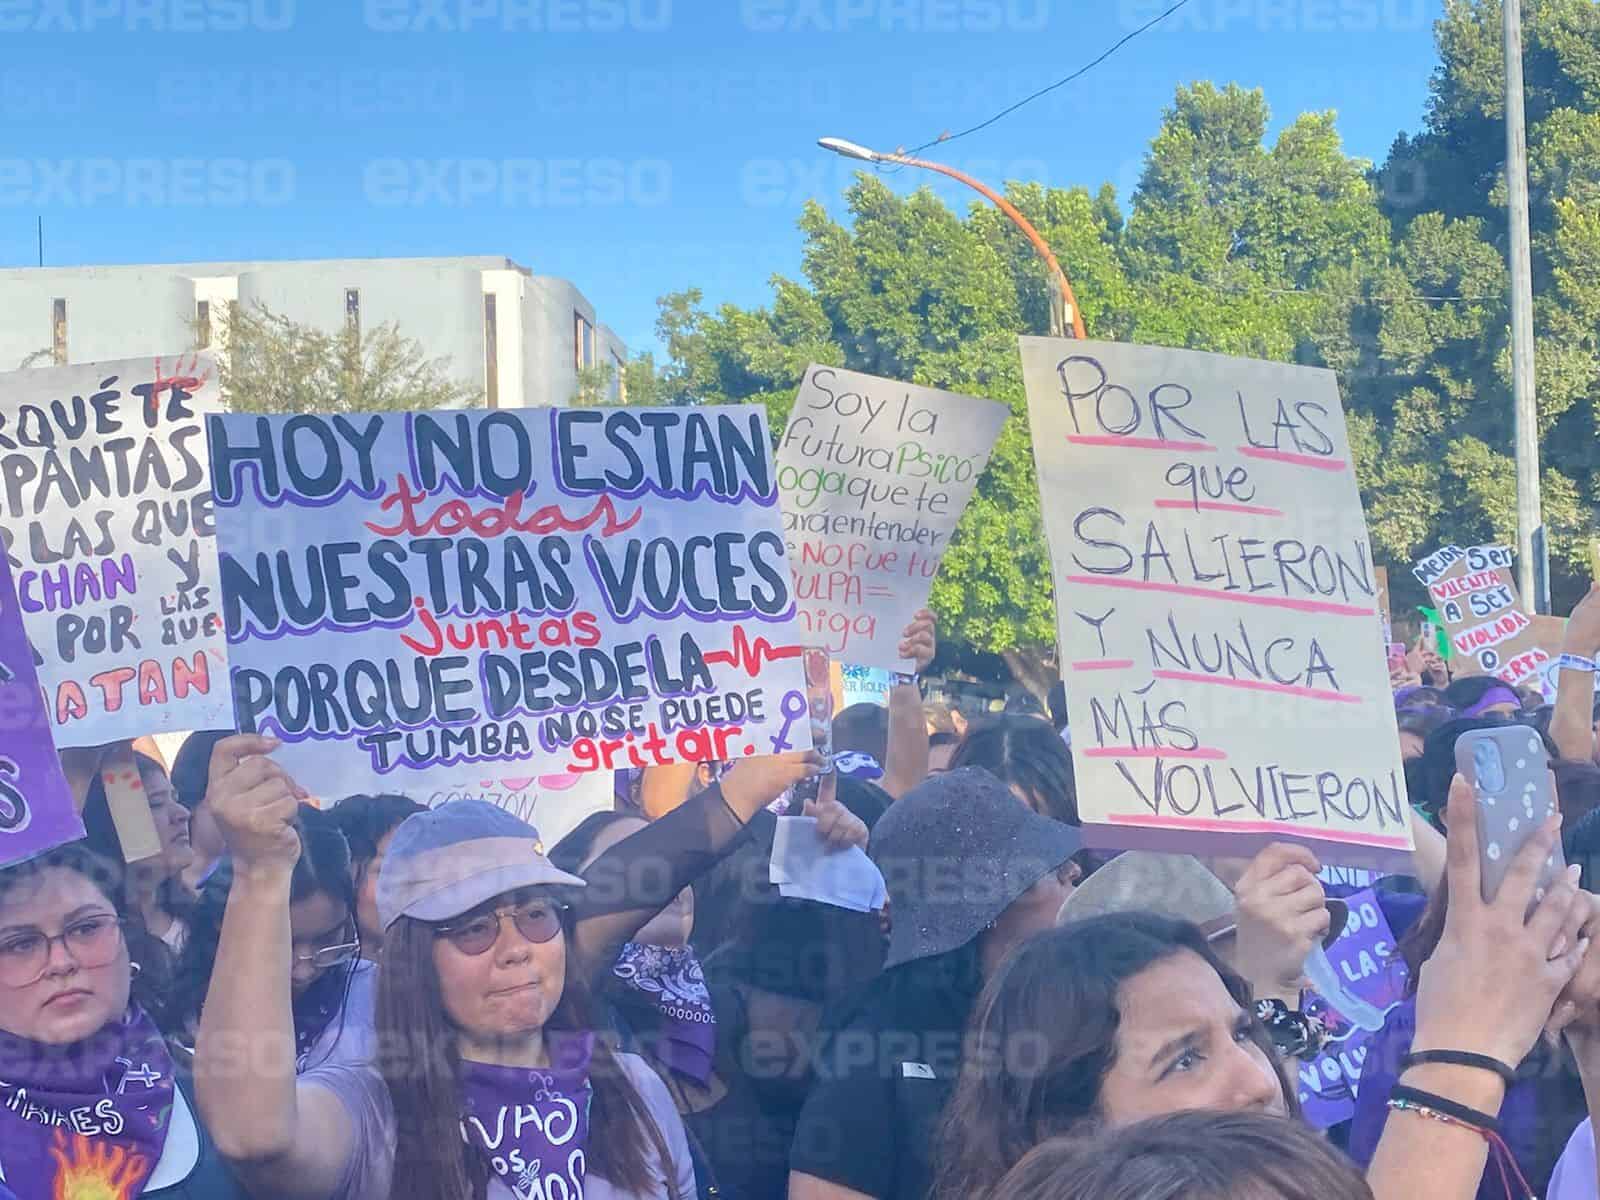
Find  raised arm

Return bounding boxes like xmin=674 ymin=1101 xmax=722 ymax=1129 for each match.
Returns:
xmin=570 ymin=751 xmax=824 ymax=977
xmin=192 ymin=735 xmax=358 ymax=1199
xmin=1551 ymin=586 xmax=1600 ymax=765
xmin=1367 ymin=776 xmax=1590 ymax=1200
xmin=881 ymin=609 xmax=936 ymax=799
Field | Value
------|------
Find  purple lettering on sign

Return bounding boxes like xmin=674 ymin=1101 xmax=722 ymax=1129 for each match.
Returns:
xmin=1297 ymin=888 xmax=1408 ymax=1129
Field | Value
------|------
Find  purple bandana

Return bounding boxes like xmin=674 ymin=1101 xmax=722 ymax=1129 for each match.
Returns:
xmin=613 ymin=942 xmax=717 ymax=1085
xmin=0 ymin=1006 xmax=174 ymax=1200
xmin=1463 ymin=685 xmax=1522 ymax=717
xmin=460 ymin=1032 xmax=593 ymax=1200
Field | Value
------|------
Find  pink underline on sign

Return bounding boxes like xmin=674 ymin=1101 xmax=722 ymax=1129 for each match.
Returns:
xmin=1152 ymin=499 xmax=1285 ymax=517
xmin=1237 ymin=446 xmax=1348 ymax=472
xmin=1153 ymin=670 xmax=1363 ymax=704
xmin=1067 ymin=435 xmax=1216 ymax=453
xmin=1082 ymin=746 xmax=1228 ymax=760
xmin=1104 ymin=812 xmax=1413 ymax=849
xmin=1063 ymin=575 xmax=1375 ymax=617
xmin=1071 ymin=659 xmax=1135 ymax=671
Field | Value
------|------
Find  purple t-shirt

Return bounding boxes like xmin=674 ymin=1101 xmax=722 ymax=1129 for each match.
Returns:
xmin=1550 ymin=1119 xmax=1597 ymax=1200
xmin=303 ymin=1049 xmax=695 ymax=1200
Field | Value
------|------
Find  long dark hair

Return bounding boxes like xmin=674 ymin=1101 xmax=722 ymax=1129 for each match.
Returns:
xmin=0 ymin=842 xmax=168 ymax=1024
xmin=990 ymin=1113 xmax=1372 ymax=1200
xmin=949 ymin=716 xmax=1080 ymax=826
xmin=377 ymin=894 xmax=680 ymax=1200
xmin=169 ymin=805 xmax=357 ymax=1049
xmin=81 ymin=751 xmax=196 ymax=933
xmin=931 ymin=914 xmax=1294 ymax=1200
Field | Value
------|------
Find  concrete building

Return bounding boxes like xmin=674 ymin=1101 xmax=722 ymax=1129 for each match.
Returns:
xmin=0 ymin=256 xmax=627 ymax=409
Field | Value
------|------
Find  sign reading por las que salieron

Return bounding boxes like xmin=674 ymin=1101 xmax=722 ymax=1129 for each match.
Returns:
xmin=1021 ymin=338 xmax=1413 ymax=868
xmin=208 ymin=406 xmax=813 ymax=799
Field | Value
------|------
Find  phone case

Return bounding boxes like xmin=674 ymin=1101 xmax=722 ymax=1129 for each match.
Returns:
xmin=1455 ymin=726 xmax=1564 ymax=905
xmin=788 ymin=647 xmax=836 ymax=813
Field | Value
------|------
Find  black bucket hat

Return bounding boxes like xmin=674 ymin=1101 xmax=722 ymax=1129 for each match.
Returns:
xmin=870 ymin=768 xmax=1081 ymax=970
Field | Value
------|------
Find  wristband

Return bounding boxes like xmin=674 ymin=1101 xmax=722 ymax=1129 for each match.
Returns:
xmin=893 ymin=671 xmax=927 ymax=697
xmin=1559 ymin=653 xmax=1597 ymax=674
xmin=1389 ymin=1085 xmax=1501 ymax=1136
xmin=1400 ymin=1049 xmax=1516 ymax=1086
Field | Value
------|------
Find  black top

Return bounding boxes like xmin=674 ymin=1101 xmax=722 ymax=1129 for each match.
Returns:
xmin=150 ymin=1073 xmax=247 ymax=1200
xmin=789 ymin=957 xmax=980 ymax=1200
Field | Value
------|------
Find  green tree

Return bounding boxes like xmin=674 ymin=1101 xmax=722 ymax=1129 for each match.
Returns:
xmin=209 ymin=302 xmax=480 ymax=414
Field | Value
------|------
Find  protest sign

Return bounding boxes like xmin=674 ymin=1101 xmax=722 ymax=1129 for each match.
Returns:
xmin=1020 ymin=337 xmax=1411 ymax=867
xmin=1411 ymin=545 xmax=1547 ymax=686
xmin=0 ymin=553 xmax=82 ymax=868
xmin=0 ymin=355 xmax=229 ymax=746
xmin=426 ymin=771 xmax=613 ymax=848
xmin=208 ymin=406 xmax=811 ymax=800
xmin=776 ymin=365 xmax=1007 ymax=669
xmin=1298 ymin=889 xmax=1408 ymax=1129
xmin=839 ymin=662 xmax=894 ymax=709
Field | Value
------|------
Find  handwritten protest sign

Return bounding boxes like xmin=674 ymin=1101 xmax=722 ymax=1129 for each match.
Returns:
xmin=208 ymin=406 xmax=811 ymax=799
xmin=1412 ymin=545 xmax=1548 ymax=687
xmin=1021 ymin=337 xmax=1412 ymax=867
xmin=427 ymin=771 xmax=612 ymax=847
xmin=0 ymin=554 xmax=82 ymax=868
xmin=776 ymin=365 xmax=1007 ymax=669
xmin=1298 ymin=889 xmax=1407 ymax=1129
xmin=0 ymin=356 xmax=229 ymax=746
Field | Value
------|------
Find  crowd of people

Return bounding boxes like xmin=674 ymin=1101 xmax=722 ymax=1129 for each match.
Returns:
xmin=12 ymin=598 xmax=1600 ymax=1200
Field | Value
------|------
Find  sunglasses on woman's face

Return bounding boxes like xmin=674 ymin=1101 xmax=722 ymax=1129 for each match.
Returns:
xmin=433 ymin=901 xmax=567 ymax=956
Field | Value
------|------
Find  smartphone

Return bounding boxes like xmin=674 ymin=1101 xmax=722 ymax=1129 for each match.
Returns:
xmin=1387 ymin=642 xmax=1407 ymax=669
xmin=788 ymin=647 xmax=836 ymax=813
xmin=1455 ymin=726 xmax=1564 ymax=906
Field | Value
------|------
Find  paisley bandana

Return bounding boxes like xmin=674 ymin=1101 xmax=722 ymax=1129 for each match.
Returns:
xmin=460 ymin=1032 xmax=593 ymax=1200
xmin=613 ymin=942 xmax=717 ymax=1084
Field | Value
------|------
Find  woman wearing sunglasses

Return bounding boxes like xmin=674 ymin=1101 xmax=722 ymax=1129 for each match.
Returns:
xmin=0 ymin=841 xmax=244 ymax=1198
xmin=195 ymin=735 xmax=822 ymax=1200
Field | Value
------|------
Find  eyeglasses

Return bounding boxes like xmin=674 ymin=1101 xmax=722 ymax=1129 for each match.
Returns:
xmin=292 ymin=922 xmax=361 ymax=970
xmin=0 ymin=914 xmax=125 ymax=987
xmin=434 ymin=902 xmax=567 ymax=956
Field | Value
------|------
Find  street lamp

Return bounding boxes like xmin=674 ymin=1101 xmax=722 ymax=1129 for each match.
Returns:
xmin=818 ymin=137 xmax=1087 ymax=339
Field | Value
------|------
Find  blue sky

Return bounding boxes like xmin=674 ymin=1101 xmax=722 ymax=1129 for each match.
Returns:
xmin=0 ymin=0 xmax=1445 ymax=356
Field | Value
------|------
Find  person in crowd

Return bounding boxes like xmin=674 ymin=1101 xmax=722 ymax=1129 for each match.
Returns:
xmin=822 ymin=612 xmax=937 ymax=801
xmin=948 ymin=714 xmax=1079 ymax=826
xmin=173 ymin=803 xmax=370 ymax=1069
xmin=83 ymin=750 xmax=196 ymax=956
xmin=325 ymin=792 xmax=425 ymax=959
xmin=929 ymin=912 xmax=1295 ymax=1200
xmin=170 ymin=731 xmax=235 ymax=891
xmin=194 ymin=739 xmax=824 ymax=1200
xmin=788 ymin=770 xmax=1081 ymax=1200
xmin=988 ymin=1112 xmax=1374 ymax=1200
xmin=1442 ymin=675 xmax=1527 ymax=720
xmin=1397 ymin=705 xmax=1454 ymax=761
xmin=1350 ymin=775 xmax=1597 ymax=1198
xmin=550 ymin=795 xmax=870 ymax=1200
xmin=928 ymin=730 xmax=959 ymax=773
xmin=0 ymin=842 xmax=244 ymax=1197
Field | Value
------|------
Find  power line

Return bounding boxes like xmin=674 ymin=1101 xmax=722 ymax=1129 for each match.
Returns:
xmin=902 ymin=0 xmax=1195 ymax=157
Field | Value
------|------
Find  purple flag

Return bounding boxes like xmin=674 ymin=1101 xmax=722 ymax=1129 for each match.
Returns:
xmin=1297 ymin=888 xmax=1409 ymax=1129
xmin=0 ymin=555 xmax=82 ymax=868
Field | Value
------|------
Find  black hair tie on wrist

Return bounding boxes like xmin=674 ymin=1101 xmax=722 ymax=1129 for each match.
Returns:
xmin=1401 ymin=1050 xmax=1516 ymax=1087
xmin=1389 ymin=1085 xmax=1502 ymax=1136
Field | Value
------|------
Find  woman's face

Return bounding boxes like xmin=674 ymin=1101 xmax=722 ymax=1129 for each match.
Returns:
xmin=432 ymin=891 xmax=568 ymax=1045
xmin=0 ymin=867 xmax=130 ymax=1045
xmin=354 ymin=827 xmax=402 ymax=952
xmin=986 ymin=862 xmax=1078 ymax=967
xmin=141 ymin=759 xmax=193 ymax=879
xmin=583 ymin=818 xmax=693 ymax=948
xmin=1097 ymin=949 xmax=1285 ymax=1127
xmin=289 ymin=890 xmax=355 ymax=997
